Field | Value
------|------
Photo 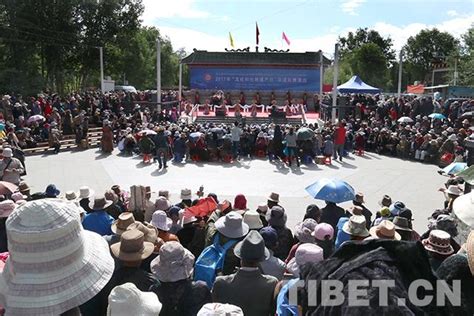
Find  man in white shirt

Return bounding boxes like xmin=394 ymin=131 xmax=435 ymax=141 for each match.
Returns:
xmin=230 ymin=122 xmax=243 ymax=159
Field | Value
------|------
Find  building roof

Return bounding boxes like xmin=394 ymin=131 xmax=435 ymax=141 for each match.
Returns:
xmin=182 ymin=50 xmax=331 ymax=66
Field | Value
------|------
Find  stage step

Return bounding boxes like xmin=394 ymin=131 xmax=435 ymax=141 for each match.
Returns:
xmin=195 ymin=116 xmax=302 ymax=125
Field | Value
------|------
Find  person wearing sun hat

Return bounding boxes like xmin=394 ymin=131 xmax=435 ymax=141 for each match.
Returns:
xmin=313 ymin=223 xmax=335 ymax=259
xmin=78 ymin=186 xmax=95 ymax=213
xmin=243 ymin=210 xmax=263 ymax=230
xmin=198 ymin=303 xmax=243 ymax=316
xmin=107 ymin=282 xmax=162 ymax=316
xmin=259 ymin=226 xmax=286 ymax=281
xmin=109 ymin=228 xmax=157 ymax=293
xmin=286 ymin=243 xmax=324 ymax=277
xmin=369 ymin=220 xmax=401 ymax=240
xmin=437 ymin=231 xmax=474 ymax=314
xmin=150 ymin=241 xmax=211 ymax=315
xmin=0 ymin=199 xmax=114 ymax=315
xmin=0 ymin=147 xmax=24 ymax=185
xmin=213 ymin=230 xmax=278 ymax=316
xmin=392 ymin=216 xmax=419 ymax=241
xmin=151 ymin=210 xmax=179 ymax=243
xmin=207 ymin=211 xmax=249 ymax=276
xmin=82 ymin=195 xmax=115 ymax=236
xmin=342 ymin=215 xmax=370 ymax=242
xmin=268 ymin=206 xmax=294 ymax=261
xmin=0 ymin=199 xmax=16 ymax=253
xmin=285 ymin=218 xmax=317 ymax=263
xmin=422 ymin=229 xmax=455 ymax=272
xmin=205 ymin=199 xmax=233 ymax=246
xmin=372 ymin=206 xmax=391 ymax=226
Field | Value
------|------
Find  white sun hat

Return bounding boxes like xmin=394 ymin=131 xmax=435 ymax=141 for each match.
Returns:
xmin=0 ymin=199 xmax=114 ymax=315
xmin=107 ymin=283 xmax=162 ymax=316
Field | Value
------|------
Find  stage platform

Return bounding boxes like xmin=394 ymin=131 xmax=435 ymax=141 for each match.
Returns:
xmin=194 ymin=110 xmax=320 ymax=125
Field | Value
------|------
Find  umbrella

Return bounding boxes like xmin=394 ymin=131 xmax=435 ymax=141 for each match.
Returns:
xmin=0 ymin=181 xmax=18 ymax=195
xmin=137 ymin=129 xmax=156 ymax=136
xmin=428 ymin=113 xmax=446 ymax=120
xmin=397 ymin=116 xmax=413 ymax=123
xmin=305 ymin=178 xmax=356 ymax=203
xmin=190 ymin=132 xmax=203 ymax=140
xmin=296 ymin=127 xmax=315 ymax=141
xmin=26 ymin=115 xmax=45 ymax=125
xmin=441 ymin=162 xmax=467 ymax=175
xmin=454 ymin=165 xmax=474 ymax=185
xmin=184 ymin=197 xmax=217 ymax=217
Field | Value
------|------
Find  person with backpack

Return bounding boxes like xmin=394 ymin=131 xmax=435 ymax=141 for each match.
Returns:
xmin=150 ymin=241 xmax=211 ymax=316
xmin=212 ymin=230 xmax=279 ymax=316
xmin=195 ymin=211 xmax=249 ymax=288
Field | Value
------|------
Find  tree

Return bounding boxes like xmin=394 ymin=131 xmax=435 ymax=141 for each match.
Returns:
xmin=403 ymin=28 xmax=458 ymax=83
xmin=456 ymin=25 xmax=474 ymax=86
xmin=338 ymin=28 xmax=395 ymax=62
xmin=348 ymin=43 xmax=389 ymax=88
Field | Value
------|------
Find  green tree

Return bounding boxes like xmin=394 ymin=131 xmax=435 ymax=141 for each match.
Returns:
xmin=403 ymin=28 xmax=458 ymax=83
xmin=338 ymin=28 xmax=395 ymax=62
xmin=456 ymin=25 xmax=474 ymax=86
xmin=348 ymin=43 xmax=389 ymax=88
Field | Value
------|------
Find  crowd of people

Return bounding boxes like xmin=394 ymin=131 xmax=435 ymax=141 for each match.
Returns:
xmin=0 ymin=175 xmax=471 ymax=315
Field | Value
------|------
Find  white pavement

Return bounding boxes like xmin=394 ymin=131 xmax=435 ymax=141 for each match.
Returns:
xmin=25 ymin=149 xmax=446 ymax=233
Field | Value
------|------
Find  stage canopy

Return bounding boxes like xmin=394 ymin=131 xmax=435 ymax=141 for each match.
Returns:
xmin=337 ymin=75 xmax=381 ymax=94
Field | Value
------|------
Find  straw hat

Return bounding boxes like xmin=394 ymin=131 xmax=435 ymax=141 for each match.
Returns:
xmin=422 ymin=230 xmax=454 ymax=255
xmin=379 ymin=195 xmax=392 ymax=207
xmin=0 ymin=199 xmax=114 ymax=315
xmin=127 ymin=222 xmax=158 ymax=243
xmin=233 ymin=230 xmax=270 ymax=262
xmin=198 ymin=303 xmax=243 ymax=316
xmin=151 ymin=210 xmax=172 ymax=231
xmin=65 ymin=191 xmax=78 ymax=201
xmin=267 ymin=192 xmax=280 ymax=203
xmin=110 ymin=229 xmax=154 ymax=262
xmin=79 ymin=186 xmax=94 ymax=199
xmin=215 ymin=211 xmax=249 ymax=239
xmin=151 ymin=241 xmax=195 ymax=282
xmin=180 ymin=188 xmax=192 ymax=200
xmin=89 ymin=196 xmax=113 ymax=211
xmin=107 ymin=283 xmax=162 ymax=316
xmin=243 ymin=210 xmax=263 ymax=230
xmin=369 ymin=220 xmax=401 ymax=240
xmin=342 ymin=215 xmax=369 ymax=237
xmin=111 ymin=212 xmax=136 ymax=235
xmin=466 ymin=231 xmax=474 ymax=276
xmin=18 ymin=182 xmax=30 ymax=194
xmin=294 ymin=219 xmax=317 ymax=243
xmin=313 ymin=223 xmax=334 ymax=241
xmin=354 ymin=192 xmax=365 ymax=204
xmin=0 ymin=200 xmax=15 ymax=218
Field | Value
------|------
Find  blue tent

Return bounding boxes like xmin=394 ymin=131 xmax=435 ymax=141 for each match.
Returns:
xmin=337 ymin=75 xmax=381 ymax=94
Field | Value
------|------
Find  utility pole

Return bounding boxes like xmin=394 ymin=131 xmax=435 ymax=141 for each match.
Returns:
xmin=397 ymin=50 xmax=403 ymax=98
xmin=319 ymin=50 xmax=324 ymax=97
xmin=331 ymin=44 xmax=339 ymax=123
xmin=454 ymin=57 xmax=458 ymax=86
xmin=99 ymin=47 xmax=104 ymax=92
xmin=156 ymin=38 xmax=161 ymax=111
xmin=178 ymin=62 xmax=183 ymax=102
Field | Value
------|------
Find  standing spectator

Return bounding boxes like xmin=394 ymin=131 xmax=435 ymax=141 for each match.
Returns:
xmin=153 ymin=126 xmax=169 ymax=169
xmin=284 ymin=127 xmax=299 ymax=167
xmin=231 ymin=122 xmax=242 ymax=159
xmin=333 ymin=122 xmax=346 ymax=161
xmin=0 ymin=148 xmax=24 ymax=185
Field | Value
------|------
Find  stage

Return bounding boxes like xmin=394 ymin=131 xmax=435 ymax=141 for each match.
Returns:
xmin=194 ymin=108 xmax=320 ymax=124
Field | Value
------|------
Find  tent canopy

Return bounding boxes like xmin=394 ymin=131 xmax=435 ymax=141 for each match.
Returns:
xmin=337 ymin=75 xmax=381 ymax=94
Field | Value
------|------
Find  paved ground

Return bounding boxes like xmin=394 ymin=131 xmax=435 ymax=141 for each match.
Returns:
xmin=24 ymin=149 xmax=447 ymax=233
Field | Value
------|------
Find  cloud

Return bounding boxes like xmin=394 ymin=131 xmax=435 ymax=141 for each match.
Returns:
xmin=142 ymin=0 xmax=209 ymax=23
xmin=340 ymin=0 xmax=366 ymax=15
xmin=373 ymin=14 xmax=474 ymax=51
xmin=447 ymin=10 xmax=458 ymax=17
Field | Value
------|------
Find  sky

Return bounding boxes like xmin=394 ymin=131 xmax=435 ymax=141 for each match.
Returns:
xmin=142 ymin=0 xmax=474 ymax=56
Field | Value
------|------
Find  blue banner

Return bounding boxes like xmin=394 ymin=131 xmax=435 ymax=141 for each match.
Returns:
xmin=190 ymin=67 xmax=320 ymax=92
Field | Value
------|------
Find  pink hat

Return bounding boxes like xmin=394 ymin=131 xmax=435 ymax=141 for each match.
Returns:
xmin=10 ymin=192 xmax=26 ymax=202
xmin=155 ymin=197 xmax=171 ymax=212
xmin=287 ymin=243 xmax=324 ymax=276
xmin=313 ymin=223 xmax=334 ymax=241
xmin=0 ymin=200 xmax=15 ymax=218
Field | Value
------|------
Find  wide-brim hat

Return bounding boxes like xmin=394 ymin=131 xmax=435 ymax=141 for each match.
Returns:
xmin=0 ymin=199 xmax=114 ymax=315
xmin=392 ymin=216 xmax=412 ymax=231
xmin=111 ymin=212 xmax=136 ymax=235
xmin=446 ymin=185 xmax=462 ymax=196
xmin=422 ymin=229 xmax=454 ymax=255
xmin=466 ymin=231 xmax=474 ymax=276
xmin=89 ymin=197 xmax=113 ymax=211
xmin=0 ymin=200 xmax=16 ymax=218
xmin=110 ymin=229 xmax=154 ymax=262
xmin=369 ymin=220 xmax=401 ymax=240
xmin=151 ymin=241 xmax=195 ymax=282
xmin=294 ymin=219 xmax=318 ymax=243
xmin=215 ymin=211 xmax=249 ymax=239
xmin=267 ymin=192 xmax=280 ymax=203
xmin=379 ymin=195 xmax=392 ymax=207
xmin=151 ymin=210 xmax=172 ymax=232
xmin=65 ymin=191 xmax=78 ymax=201
xmin=234 ymin=231 xmax=270 ymax=262
xmin=342 ymin=215 xmax=370 ymax=237
xmin=198 ymin=303 xmax=243 ymax=316
xmin=313 ymin=223 xmax=334 ymax=241
xmin=354 ymin=192 xmax=365 ymax=204
xmin=243 ymin=210 xmax=263 ymax=230
xmin=107 ymin=283 xmax=162 ymax=316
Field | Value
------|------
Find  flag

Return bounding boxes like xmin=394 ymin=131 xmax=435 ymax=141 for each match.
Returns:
xmin=282 ymin=32 xmax=290 ymax=46
xmin=229 ymin=32 xmax=234 ymax=48
xmin=184 ymin=197 xmax=218 ymax=217
xmin=256 ymin=22 xmax=260 ymax=45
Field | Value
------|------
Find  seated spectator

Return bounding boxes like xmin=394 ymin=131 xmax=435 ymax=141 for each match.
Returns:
xmin=313 ymin=223 xmax=335 ymax=259
xmin=259 ymin=226 xmax=286 ymax=281
xmin=268 ymin=206 xmax=294 ymax=261
xmin=82 ymin=196 xmax=115 ymax=236
xmin=107 ymin=283 xmax=162 ymax=316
